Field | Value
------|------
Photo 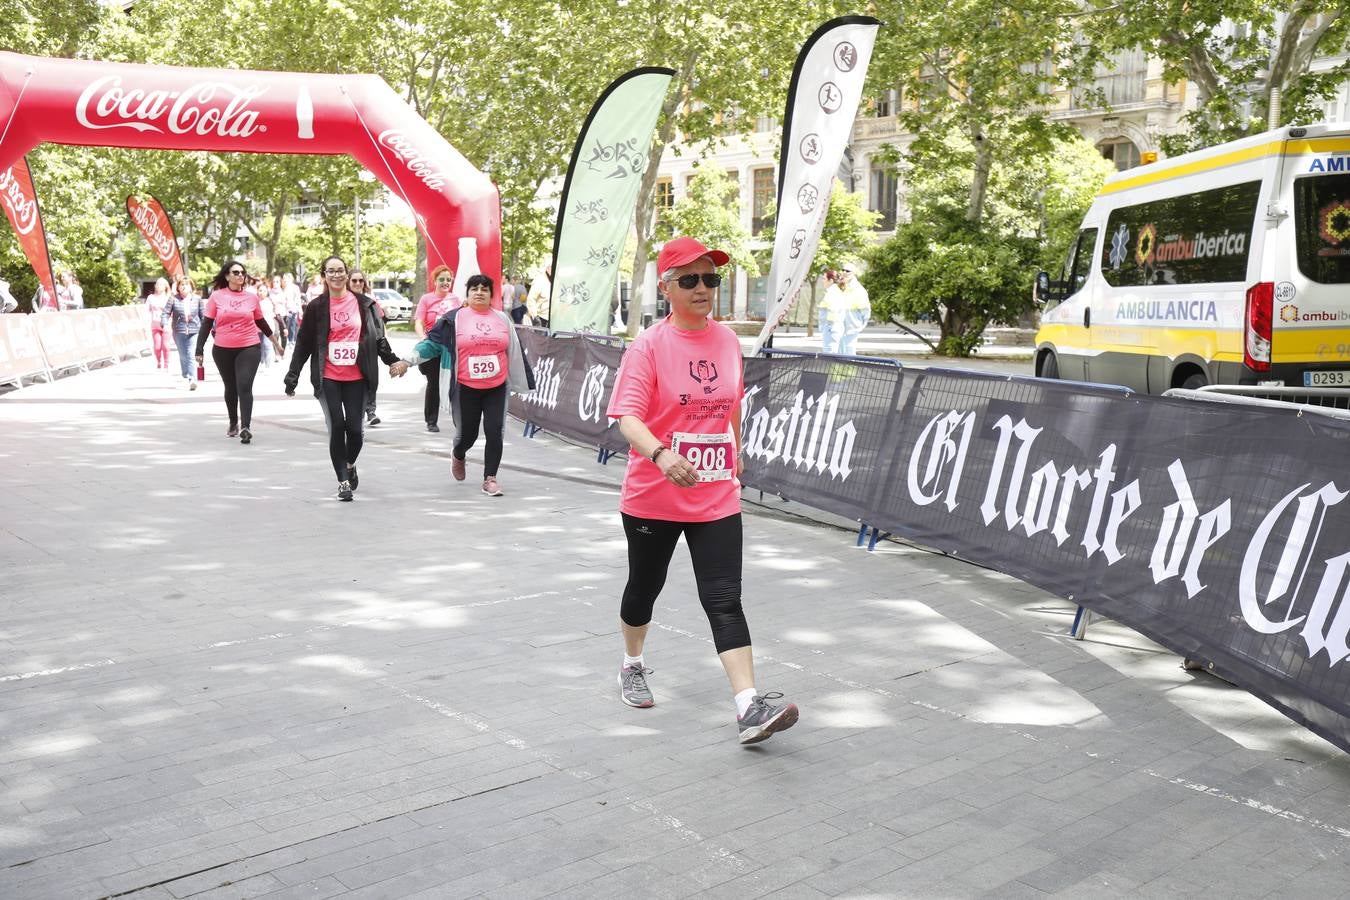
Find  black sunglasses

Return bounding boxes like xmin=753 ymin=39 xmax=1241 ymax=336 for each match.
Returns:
xmin=227 ymin=269 xmax=245 ymax=276
xmin=672 ymin=273 xmax=721 ymax=290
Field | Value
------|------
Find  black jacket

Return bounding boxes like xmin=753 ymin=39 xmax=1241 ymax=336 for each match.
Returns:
xmin=284 ymin=291 xmax=400 ymax=397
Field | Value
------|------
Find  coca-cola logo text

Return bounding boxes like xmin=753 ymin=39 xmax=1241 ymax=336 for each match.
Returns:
xmin=129 ymin=202 xmax=176 ymax=259
xmin=377 ymin=129 xmax=447 ymax=191
xmin=0 ymin=167 xmax=38 ymax=235
xmin=76 ymin=76 xmax=268 ymax=138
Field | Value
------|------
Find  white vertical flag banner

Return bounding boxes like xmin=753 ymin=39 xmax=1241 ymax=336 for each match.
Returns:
xmin=753 ymin=16 xmax=881 ymax=355
xmin=549 ymin=67 xmax=675 ymax=334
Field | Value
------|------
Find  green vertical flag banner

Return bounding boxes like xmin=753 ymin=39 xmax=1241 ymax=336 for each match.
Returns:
xmin=549 ymin=67 xmax=674 ymax=334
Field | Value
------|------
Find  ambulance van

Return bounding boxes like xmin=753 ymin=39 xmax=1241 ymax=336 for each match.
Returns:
xmin=1034 ymin=122 xmax=1350 ymax=392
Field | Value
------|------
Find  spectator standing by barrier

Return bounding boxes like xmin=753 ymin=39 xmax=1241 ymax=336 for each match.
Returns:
xmin=392 ymin=274 xmax=534 ymax=496
xmin=162 ymin=277 xmax=204 ymax=390
xmin=147 ymin=277 xmax=172 ymax=369
xmin=284 ymin=256 xmax=401 ymax=502
xmin=835 ymin=262 xmax=870 ymax=356
xmin=604 ymin=235 xmax=799 ymax=746
xmin=196 ymin=260 xmax=281 ymax=444
xmin=413 ymin=264 xmax=459 ymax=433
xmin=816 ymin=270 xmax=847 ymax=354
xmin=526 ymin=265 xmax=551 ymax=328
xmin=59 ymin=271 xmax=83 ymax=310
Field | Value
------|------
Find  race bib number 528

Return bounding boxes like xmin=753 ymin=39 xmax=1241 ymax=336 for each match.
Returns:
xmin=328 ymin=341 xmax=358 ymax=366
xmin=670 ymin=431 xmax=736 ymax=482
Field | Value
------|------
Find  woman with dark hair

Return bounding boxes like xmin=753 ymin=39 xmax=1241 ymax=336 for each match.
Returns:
xmin=391 ymin=273 xmax=533 ymax=496
xmin=412 ymin=264 xmax=459 ymax=432
xmin=195 ymin=260 xmax=281 ymax=443
xmin=284 ymin=256 xmax=401 ymax=502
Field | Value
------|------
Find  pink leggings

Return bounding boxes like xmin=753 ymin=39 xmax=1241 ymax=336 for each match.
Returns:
xmin=152 ymin=328 xmax=169 ymax=367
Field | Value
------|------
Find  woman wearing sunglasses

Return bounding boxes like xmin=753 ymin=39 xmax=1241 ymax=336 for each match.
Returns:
xmin=195 ymin=260 xmax=282 ymax=444
xmin=413 ymin=264 xmax=460 ymax=433
xmin=348 ymin=270 xmax=383 ymax=426
xmin=283 ymin=257 xmax=401 ymax=502
xmin=604 ymin=236 xmax=798 ymax=746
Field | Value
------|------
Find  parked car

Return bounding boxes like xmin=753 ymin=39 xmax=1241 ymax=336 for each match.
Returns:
xmin=371 ymin=288 xmax=413 ymax=321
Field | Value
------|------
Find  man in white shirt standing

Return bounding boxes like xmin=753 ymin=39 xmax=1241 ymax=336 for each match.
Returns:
xmin=526 ymin=265 xmax=551 ymax=328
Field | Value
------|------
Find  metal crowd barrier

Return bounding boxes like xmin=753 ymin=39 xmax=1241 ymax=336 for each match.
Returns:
xmin=1181 ymin=383 xmax=1350 ymax=412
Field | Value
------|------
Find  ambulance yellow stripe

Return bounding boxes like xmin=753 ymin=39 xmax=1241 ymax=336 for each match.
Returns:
xmin=1036 ymin=322 xmax=1350 ymax=365
xmin=1100 ymin=136 xmax=1350 ymax=196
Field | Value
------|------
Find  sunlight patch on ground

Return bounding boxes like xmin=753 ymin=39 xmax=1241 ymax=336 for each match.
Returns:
xmin=812 ymin=691 xmax=895 ymax=728
xmin=7 ymin=732 xmax=100 ymax=759
xmin=782 ymin=628 xmax=838 ymax=647
xmin=295 ymin=654 xmax=381 ymax=678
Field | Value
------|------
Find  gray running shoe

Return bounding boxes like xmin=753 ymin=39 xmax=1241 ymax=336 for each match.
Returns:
xmin=619 ymin=664 xmax=654 ymax=708
xmin=737 ymin=692 xmax=798 ymax=745
xmin=337 ymin=480 xmax=353 ymax=502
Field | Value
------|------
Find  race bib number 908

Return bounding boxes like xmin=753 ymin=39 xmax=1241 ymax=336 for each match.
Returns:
xmin=327 ymin=341 xmax=358 ymax=366
xmin=671 ymin=431 xmax=735 ymax=482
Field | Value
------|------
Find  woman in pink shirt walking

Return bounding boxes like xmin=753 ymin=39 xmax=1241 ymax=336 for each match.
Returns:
xmin=605 ymin=236 xmax=798 ymax=746
xmin=195 ymin=260 xmax=282 ymax=444
xmin=412 ymin=265 xmax=459 ymax=433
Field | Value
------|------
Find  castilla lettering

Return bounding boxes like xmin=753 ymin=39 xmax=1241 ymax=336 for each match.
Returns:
xmin=377 ymin=130 xmax=448 ymax=190
xmin=75 ymin=76 xmax=267 ymax=138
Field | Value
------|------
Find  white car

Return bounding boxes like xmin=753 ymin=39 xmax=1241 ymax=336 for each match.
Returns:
xmin=371 ymin=288 xmax=413 ymax=321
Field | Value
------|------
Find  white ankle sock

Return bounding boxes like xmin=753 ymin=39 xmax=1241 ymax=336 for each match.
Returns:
xmin=735 ymin=688 xmax=758 ymax=718
xmin=623 ymin=654 xmax=644 ymax=669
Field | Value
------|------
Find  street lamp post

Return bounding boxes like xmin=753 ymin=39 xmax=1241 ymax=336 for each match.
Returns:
xmin=353 ymin=170 xmax=377 ymax=273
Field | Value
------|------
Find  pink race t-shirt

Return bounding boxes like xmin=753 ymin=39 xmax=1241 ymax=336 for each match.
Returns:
xmin=454 ymin=307 xmax=510 ymax=388
xmin=205 ymin=289 xmax=264 ymax=348
xmin=147 ymin=293 xmax=168 ymax=330
xmin=415 ymin=291 xmax=460 ymax=333
xmin=323 ymin=292 xmax=363 ymax=382
xmin=607 ymin=317 xmax=743 ymax=522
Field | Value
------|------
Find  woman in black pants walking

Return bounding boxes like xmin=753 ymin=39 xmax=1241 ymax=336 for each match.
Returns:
xmin=283 ymin=256 xmax=401 ymax=501
xmin=195 ymin=260 xmax=282 ymax=443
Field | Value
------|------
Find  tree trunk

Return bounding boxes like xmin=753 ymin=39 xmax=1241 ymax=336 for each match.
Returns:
xmin=806 ymin=280 xmax=818 ymax=337
xmin=415 ymin=231 xmax=427 ymax=295
xmin=625 ymin=53 xmax=697 ymax=339
xmin=966 ymin=126 xmax=992 ymax=224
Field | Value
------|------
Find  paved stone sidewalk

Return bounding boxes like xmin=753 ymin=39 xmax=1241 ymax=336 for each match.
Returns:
xmin=0 ymin=354 xmax=1347 ymax=899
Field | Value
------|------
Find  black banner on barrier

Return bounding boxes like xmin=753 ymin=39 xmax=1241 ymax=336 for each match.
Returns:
xmin=741 ymin=354 xmax=906 ymax=522
xmin=871 ymin=367 xmax=1350 ymax=752
xmin=510 ymin=328 xmax=627 ymax=453
xmin=509 ymin=333 xmax=1350 ymax=751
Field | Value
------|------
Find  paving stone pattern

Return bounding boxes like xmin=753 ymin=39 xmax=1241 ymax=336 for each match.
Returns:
xmin=0 ymin=353 xmax=1347 ymax=899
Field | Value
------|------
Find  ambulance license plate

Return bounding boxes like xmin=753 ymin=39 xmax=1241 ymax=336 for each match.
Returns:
xmin=1304 ymin=370 xmax=1350 ymax=387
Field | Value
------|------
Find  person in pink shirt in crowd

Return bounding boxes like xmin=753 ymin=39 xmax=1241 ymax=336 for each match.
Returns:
xmin=605 ymin=235 xmax=799 ymax=746
xmin=195 ymin=260 xmax=282 ymax=444
xmin=392 ymin=274 xmax=533 ymax=496
xmin=147 ymin=277 xmax=172 ymax=369
xmin=284 ymin=256 xmax=401 ymax=502
xmin=255 ymin=278 xmax=281 ymax=368
xmin=412 ymin=264 xmax=460 ymax=433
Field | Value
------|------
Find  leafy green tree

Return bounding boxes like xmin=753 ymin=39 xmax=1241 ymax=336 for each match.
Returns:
xmin=865 ymin=132 xmax=1110 ymax=356
xmin=657 ymin=166 xmax=757 ymax=273
xmin=1085 ymin=1 xmax=1348 ymax=151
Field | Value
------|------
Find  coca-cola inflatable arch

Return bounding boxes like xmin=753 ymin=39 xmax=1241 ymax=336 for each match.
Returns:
xmin=0 ymin=52 xmax=500 ymax=295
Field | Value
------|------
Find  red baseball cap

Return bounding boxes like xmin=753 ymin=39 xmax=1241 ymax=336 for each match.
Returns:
xmin=656 ymin=236 xmax=730 ymax=278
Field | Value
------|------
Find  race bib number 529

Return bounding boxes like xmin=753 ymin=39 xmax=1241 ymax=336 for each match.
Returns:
xmin=670 ymin=431 xmax=735 ymax=482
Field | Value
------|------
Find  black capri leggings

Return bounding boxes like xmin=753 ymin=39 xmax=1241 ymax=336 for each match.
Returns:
xmin=211 ymin=343 xmax=262 ymax=429
xmin=620 ymin=512 xmax=750 ymax=654
xmin=419 ymin=358 xmax=440 ymax=426
xmin=319 ymin=378 xmax=367 ymax=481
xmin=453 ymin=382 xmax=507 ymax=478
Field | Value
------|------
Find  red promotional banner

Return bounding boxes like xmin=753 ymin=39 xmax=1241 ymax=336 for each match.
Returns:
xmin=126 ymin=195 xmax=184 ymax=280
xmin=0 ymin=156 xmax=58 ymax=306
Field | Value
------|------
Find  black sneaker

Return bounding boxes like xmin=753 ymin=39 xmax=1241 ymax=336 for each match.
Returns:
xmin=239 ymin=427 xmax=252 ymax=445
xmin=737 ymin=692 xmax=798 ymax=745
xmin=337 ymin=480 xmax=353 ymax=502
xmin=366 ymin=412 xmax=380 ymax=426
xmin=227 ymin=424 xmax=239 ymax=438
xmin=426 ymin=422 xmax=440 ymax=433
xmin=347 ymin=465 xmax=358 ymax=491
